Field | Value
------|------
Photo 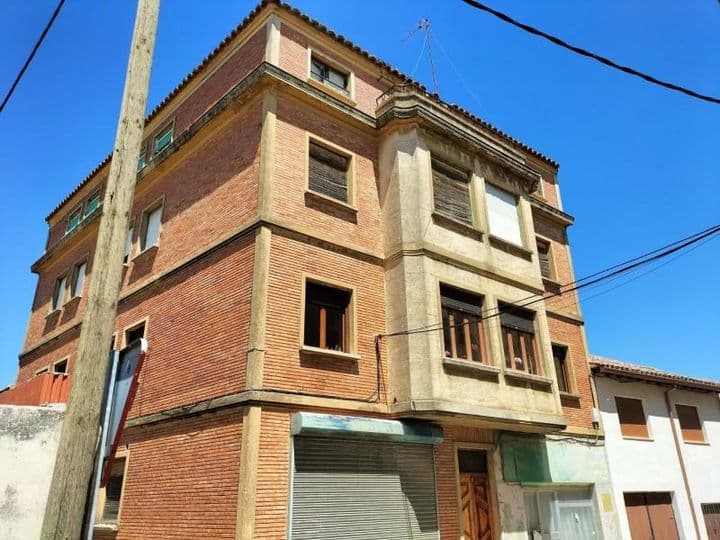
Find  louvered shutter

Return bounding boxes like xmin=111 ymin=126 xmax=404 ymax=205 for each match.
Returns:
xmin=291 ymin=437 xmax=440 ymax=540
xmin=432 ymin=160 xmax=472 ymax=225
xmin=309 ymin=143 xmax=349 ymax=202
xmin=537 ymin=240 xmax=552 ymax=278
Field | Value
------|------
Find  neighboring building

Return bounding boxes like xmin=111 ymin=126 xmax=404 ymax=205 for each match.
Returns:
xmin=591 ymin=356 xmax=720 ymax=540
xmin=6 ymin=1 xmax=621 ymax=538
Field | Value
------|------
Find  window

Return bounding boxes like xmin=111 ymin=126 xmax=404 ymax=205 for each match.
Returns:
xmin=308 ymin=141 xmax=350 ymax=202
xmin=440 ymin=285 xmax=487 ymax=363
xmin=98 ymin=457 xmax=126 ymax=524
xmin=70 ymin=261 xmax=87 ymax=298
xmin=304 ymin=281 xmax=351 ymax=352
xmin=536 ymin=238 xmax=553 ymax=279
xmin=137 ymin=153 xmax=145 ymax=172
xmin=66 ymin=208 xmax=82 ymax=234
xmin=525 ymin=488 xmax=600 ymax=540
xmin=432 ymin=158 xmax=473 ymax=225
xmin=153 ymin=124 xmax=173 ymax=154
xmin=84 ymin=193 xmax=101 ymax=218
xmin=485 ymin=183 xmax=522 ymax=246
xmin=124 ymin=225 xmax=134 ymax=263
xmin=124 ymin=322 xmax=145 ymax=346
xmin=53 ymin=359 xmax=68 ymax=374
xmin=676 ymin=404 xmax=704 ymax=443
xmin=499 ymin=304 xmax=538 ymax=373
xmin=552 ymin=344 xmax=570 ymax=392
xmin=52 ymin=275 xmax=68 ymax=310
xmin=310 ymin=56 xmax=349 ymax=94
xmin=140 ymin=205 xmax=162 ymax=250
xmin=615 ymin=396 xmax=649 ymax=439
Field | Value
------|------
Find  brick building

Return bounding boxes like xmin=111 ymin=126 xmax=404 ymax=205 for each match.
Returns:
xmin=10 ymin=1 xmax=621 ymax=538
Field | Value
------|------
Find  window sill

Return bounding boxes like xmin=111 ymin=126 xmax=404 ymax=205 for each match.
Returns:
xmin=46 ymin=308 xmax=62 ymax=319
xmin=131 ymin=244 xmax=158 ymax=262
xmin=64 ymin=295 xmax=81 ymax=307
xmin=683 ymin=439 xmax=710 ymax=446
xmin=431 ymin=212 xmax=483 ymax=240
xmin=621 ymin=435 xmax=654 ymax=442
xmin=504 ymin=369 xmax=553 ymax=387
xmin=488 ymin=235 xmax=533 ymax=260
xmin=542 ymin=276 xmax=562 ymax=289
xmin=93 ymin=523 xmax=118 ymax=531
xmin=299 ymin=345 xmax=360 ymax=362
xmin=559 ymin=391 xmax=581 ymax=405
xmin=442 ymin=357 xmax=500 ymax=379
xmin=304 ymin=190 xmax=357 ymax=216
xmin=306 ymin=78 xmax=356 ymax=107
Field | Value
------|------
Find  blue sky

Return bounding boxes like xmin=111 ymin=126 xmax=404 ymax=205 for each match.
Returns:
xmin=0 ymin=0 xmax=718 ymax=388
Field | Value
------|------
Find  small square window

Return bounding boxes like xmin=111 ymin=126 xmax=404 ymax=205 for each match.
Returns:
xmin=310 ymin=56 xmax=349 ymax=95
xmin=140 ymin=205 xmax=162 ymax=251
xmin=125 ymin=322 xmax=145 ymax=346
xmin=537 ymin=238 xmax=553 ymax=279
xmin=432 ymin=159 xmax=472 ymax=225
xmin=66 ymin=208 xmax=82 ymax=234
xmin=99 ymin=457 xmax=126 ymax=524
xmin=499 ymin=304 xmax=538 ymax=374
xmin=70 ymin=261 xmax=87 ymax=298
xmin=52 ymin=275 xmax=68 ymax=310
xmin=84 ymin=193 xmax=101 ymax=218
xmin=552 ymin=344 xmax=570 ymax=392
xmin=153 ymin=124 xmax=173 ymax=155
xmin=308 ymin=141 xmax=350 ymax=202
xmin=615 ymin=396 xmax=649 ymax=439
xmin=304 ymin=281 xmax=351 ymax=352
xmin=676 ymin=404 xmax=704 ymax=443
xmin=53 ymin=359 xmax=68 ymax=374
xmin=440 ymin=285 xmax=486 ymax=363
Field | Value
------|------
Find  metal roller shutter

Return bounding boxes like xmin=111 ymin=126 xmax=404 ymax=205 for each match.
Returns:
xmin=291 ymin=437 xmax=440 ymax=540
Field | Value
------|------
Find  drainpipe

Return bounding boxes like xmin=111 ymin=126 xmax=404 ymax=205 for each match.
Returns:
xmin=664 ymin=386 xmax=702 ymax=539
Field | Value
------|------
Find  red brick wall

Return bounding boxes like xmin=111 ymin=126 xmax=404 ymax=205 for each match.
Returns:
xmin=114 ymin=409 xmax=242 ymax=539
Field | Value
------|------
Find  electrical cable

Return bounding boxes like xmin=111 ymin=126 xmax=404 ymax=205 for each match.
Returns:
xmin=379 ymin=222 xmax=720 ymax=338
xmin=459 ymin=0 xmax=720 ymax=105
xmin=0 ymin=0 xmax=65 ymax=114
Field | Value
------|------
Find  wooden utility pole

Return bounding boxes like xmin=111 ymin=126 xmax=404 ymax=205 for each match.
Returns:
xmin=40 ymin=1 xmax=159 ymax=538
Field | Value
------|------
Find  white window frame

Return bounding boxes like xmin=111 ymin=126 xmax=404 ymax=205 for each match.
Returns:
xmin=485 ymin=183 xmax=523 ymax=247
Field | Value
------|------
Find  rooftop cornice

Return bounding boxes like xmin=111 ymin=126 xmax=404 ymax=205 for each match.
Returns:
xmin=529 ymin=195 xmax=575 ymax=226
xmin=591 ymin=356 xmax=720 ymax=393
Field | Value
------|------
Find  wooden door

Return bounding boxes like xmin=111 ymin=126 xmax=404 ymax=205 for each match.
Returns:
xmin=704 ymin=504 xmax=720 ymax=540
xmin=624 ymin=492 xmax=679 ymax=540
xmin=460 ymin=473 xmax=493 ymax=540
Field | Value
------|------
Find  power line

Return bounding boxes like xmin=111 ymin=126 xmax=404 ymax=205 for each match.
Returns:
xmin=0 ymin=0 xmax=65 ymax=114
xmin=459 ymin=0 xmax=720 ymax=105
xmin=380 ymin=222 xmax=720 ymax=338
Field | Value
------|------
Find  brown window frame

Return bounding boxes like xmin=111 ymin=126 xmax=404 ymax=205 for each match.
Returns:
xmin=615 ymin=396 xmax=650 ymax=439
xmin=536 ymin=238 xmax=554 ymax=280
xmin=307 ymin=140 xmax=351 ymax=203
xmin=432 ymin=158 xmax=473 ymax=226
xmin=676 ymin=404 xmax=705 ymax=443
xmin=499 ymin=304 xmax=540 ymax=374
xmin=303 ymin=281 xmax=352 ymax=353
xmin=551 ymin=344 xmax=571 ymax=392
xmin=440 ymin=285 xmax=487 ymax=364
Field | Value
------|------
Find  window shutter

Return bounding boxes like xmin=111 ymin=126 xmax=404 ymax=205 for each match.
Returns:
xmin=432 ymin=160 xmax=472 ymax=225
xmin=676 ymin=404 xmax=704 ymax=442
xmin=308 ymin=143 xmax=348 ymax=202
xmin=537 ymin=240 xmax=551 ymax=278
xmin=440 ymin=285 xmax=483 ymax=316
xmin=486 ymin=184 xmax=522 ymax=245
xmin=499 ymin=307 xmax=535 ymax=334
xmin=615 ymin=397 xmax=649 ymax=438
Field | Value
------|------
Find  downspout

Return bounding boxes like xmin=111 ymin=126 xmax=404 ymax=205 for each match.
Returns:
xmin=664 ymin=386 xmax=702 ymax=539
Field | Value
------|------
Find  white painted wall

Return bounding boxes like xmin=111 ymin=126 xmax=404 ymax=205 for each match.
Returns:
xmin=0 ymin=405 xmax=63 ymax=540
xmin=595 ymin=376 xmax=720 ymax=540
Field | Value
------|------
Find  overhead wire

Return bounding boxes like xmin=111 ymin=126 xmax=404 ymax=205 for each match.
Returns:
xmin=0 ymin=0 xmax=66 ymax=113
xmin=459 ymin=0 xmax=720 ymax=105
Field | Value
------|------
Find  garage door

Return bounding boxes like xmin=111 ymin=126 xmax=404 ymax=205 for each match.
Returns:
xmin=624 ymin=492 xmax=679 ymax=540
xmin=290 ymin=436 xmax=440 ymax=540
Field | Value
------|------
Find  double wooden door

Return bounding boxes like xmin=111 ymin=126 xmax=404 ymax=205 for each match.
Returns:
xmin=624 ymin=492 xmax=679 ymax=540
xmin=704 ymin=503 xmax=720 ymax=540
xmin=460 ymin=473 xmax=493 ymax=540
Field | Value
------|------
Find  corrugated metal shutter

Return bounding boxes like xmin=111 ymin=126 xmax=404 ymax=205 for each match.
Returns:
xmin=309 ymin=143 xmax=349 ymax=202
xmin=291 ymin=437 xmax=439 ymax=540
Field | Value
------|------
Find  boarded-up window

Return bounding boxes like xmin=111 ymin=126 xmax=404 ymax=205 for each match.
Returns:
xmin=486 ymin=183 xmax=522 ymax=245
xmin=101 ymin=457 xmax=126 ymax=523
xmin=552 ymin=344 xmax=570 ymax=392
xmin=500 ymin=304 xmax=538 ymax=374
xmin=308 ymin=142 xmax=349 ymax=202
xmin=537 ymin=238 xmax=553 ymax=279
xmin=676 ymin=404 xmax=704 ymax=443
xmin=432 ymin=159 xmax=472 ymax=225
xmin=616 ymin=397 xmax=649 ymax=439
xmin=440 ymin=285 xmax=487 ymax=363
xmin=304 ymin=282 xmax=351 ymax=352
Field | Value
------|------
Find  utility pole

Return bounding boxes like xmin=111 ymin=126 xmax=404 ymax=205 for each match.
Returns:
xmin=40 ymin=1 xmax=159 ymax=538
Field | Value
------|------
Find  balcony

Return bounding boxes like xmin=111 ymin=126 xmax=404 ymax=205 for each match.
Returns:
xmin=0 ymin=373 xmax=71 ymax=406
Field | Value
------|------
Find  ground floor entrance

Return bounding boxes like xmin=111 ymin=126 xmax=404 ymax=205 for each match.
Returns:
xmin=458 ymin=449 xmax=494 ymax=540
xmin=624 ymin=492 xmax=679 ymax=540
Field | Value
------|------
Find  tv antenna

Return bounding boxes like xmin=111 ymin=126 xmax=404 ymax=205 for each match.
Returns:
xmin=404 ymin=18 xmax=439 ymax=94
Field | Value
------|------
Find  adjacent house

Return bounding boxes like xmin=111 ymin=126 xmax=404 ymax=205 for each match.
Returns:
xmin=591 ymin=356 xmax=720 ymax=540
xmin=5 ymin=1 xmax=623 ymax=538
